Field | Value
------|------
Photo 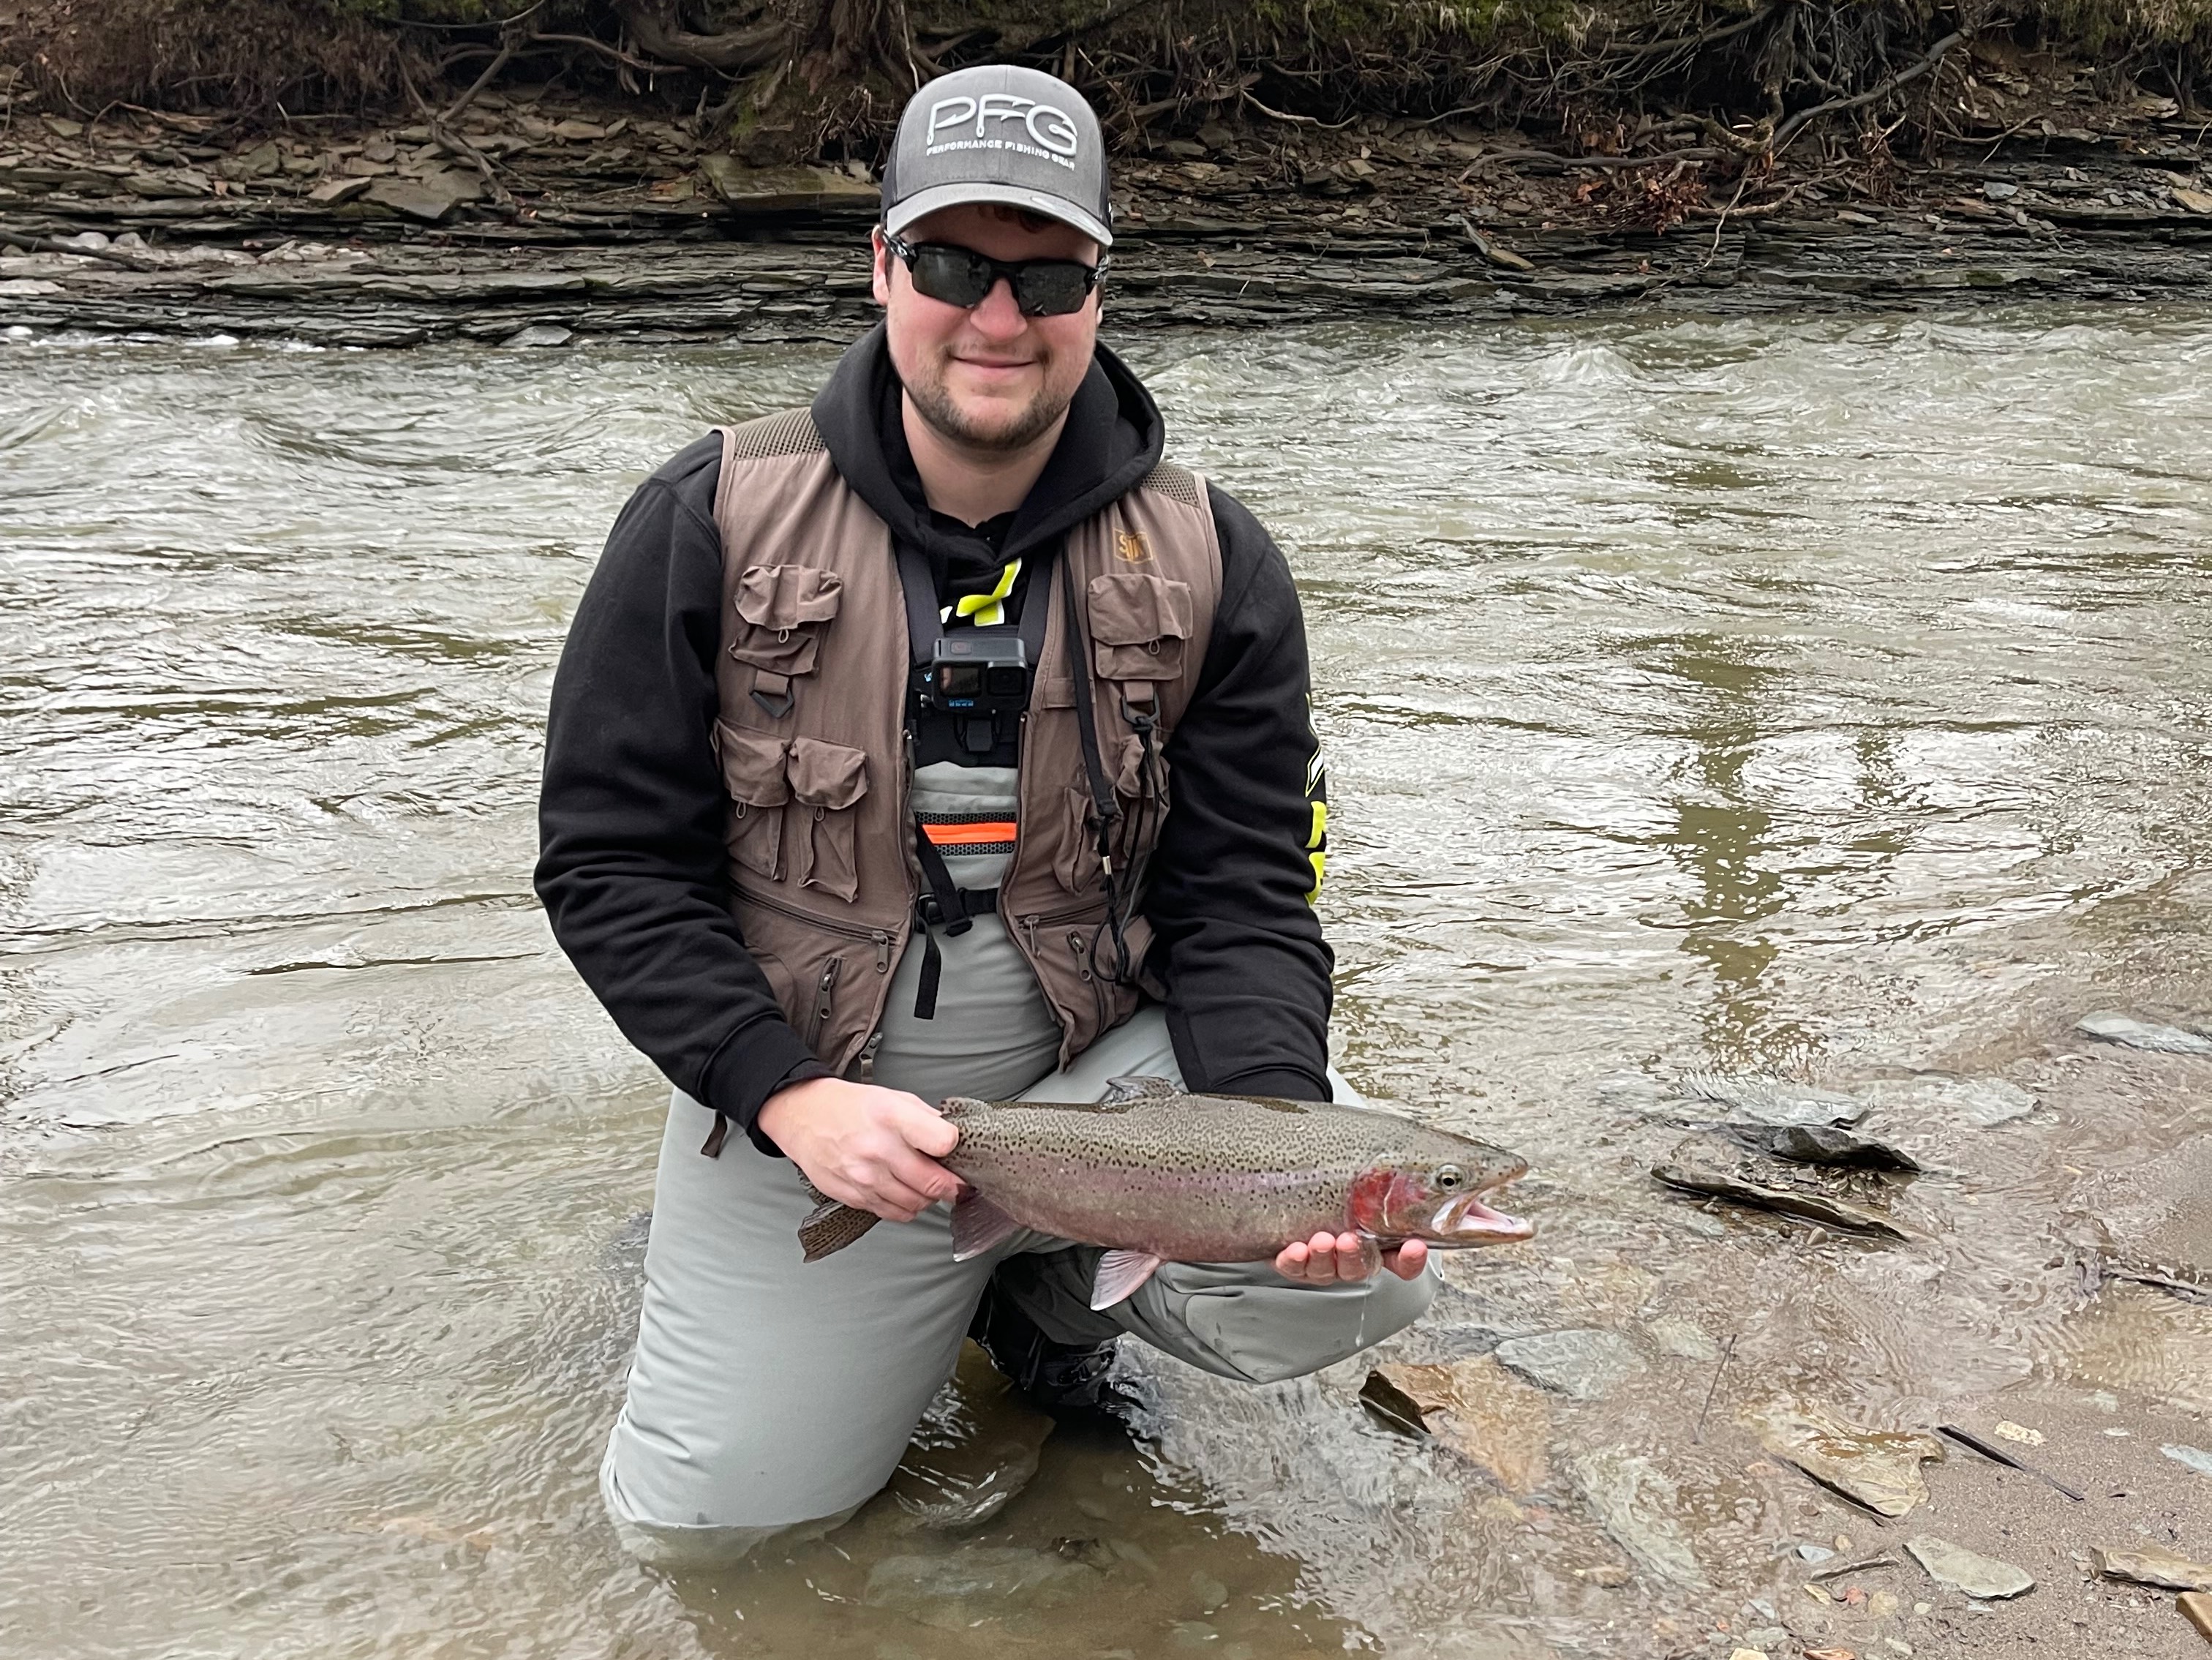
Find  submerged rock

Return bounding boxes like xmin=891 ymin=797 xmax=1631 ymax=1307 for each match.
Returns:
xmin=2079 ymin=1011 xmax=2212 ymax=1055
xmin=1761 ymin=1124 xmax=1922 ymax=1170
xmin=1493 ymin=1329 xmax=1647 ymax=1402
xmin=1570 ymin=1446 xmax=1706 ymax=1588
xmin=1362 ymin=1356 xmax=1554 ymax=1492
xmin=861 ymin=1547 xmax=1101 ymax=1621
xmin=1855 ymin=1073 xmax=2036 ymax=1127
xmin=1905 ymin=1534 xmax=2034 ymax=1599
xmin=1752 ymin=1405 xmax=1945 ymax=1517
xmin=1674 ymin=1071 xmax=1868 ymax=1130
xmin=2163 ymin=1443 xmax=2212 ymax=1479
xmin=1654 ymin=1134 xmax=1911 ymax=1239
xmin=2091 ymin=1543 xmax=2212 ymax=1592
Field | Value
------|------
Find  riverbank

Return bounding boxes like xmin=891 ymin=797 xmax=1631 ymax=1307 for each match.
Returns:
xmin=4 ymin=83 xmax=2207 ymax=341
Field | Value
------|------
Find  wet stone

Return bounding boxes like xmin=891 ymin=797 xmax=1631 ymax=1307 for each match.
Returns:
xmin=2078 ymin=1010 xmax=2212 ymax=1054
xmin=1674 ymin=1071 xmax=1867 ymax=1129
xmin=1493 ymin=1329 xmax=1645 ymax=1401
xmin=2164 ymin=1443 xmax=2212 ymax=1479
xmin=1855 ymin=1074 xmax=2036 ymax=1129
xmin=1753 ymin=1405 xmax=1944 ymax=1517
xmin=1905 ymin=1534 xmax=2034 ymax=1599
xmin=1654 ymin=1135 xmax=1911 ymax=1239
xmin=860 ymin=1547 xmax=1102 ymax=1620
xmin=1365 ymin=1356 xmax=1553 ymax=1492
xmin=1570 ymin=1446 xmax=1706 ymax=1588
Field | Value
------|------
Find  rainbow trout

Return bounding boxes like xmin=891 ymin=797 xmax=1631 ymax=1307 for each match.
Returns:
xmin=798 ymin=1075 xmax=1533 ymax=1309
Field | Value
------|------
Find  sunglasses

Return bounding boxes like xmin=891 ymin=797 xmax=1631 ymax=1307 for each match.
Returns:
xmin=883 ymin=232 xmax=1107 ymax=317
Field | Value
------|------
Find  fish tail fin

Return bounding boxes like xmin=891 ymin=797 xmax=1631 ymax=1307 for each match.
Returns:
xmin=799 ymin=1199 xmax=880 ymax=1262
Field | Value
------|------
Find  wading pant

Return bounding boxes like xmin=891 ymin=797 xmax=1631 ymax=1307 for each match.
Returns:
xmin=598 ymin=1007 xmax=1435 ymax=1566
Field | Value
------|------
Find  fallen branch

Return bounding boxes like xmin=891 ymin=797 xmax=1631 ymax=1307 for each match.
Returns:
xmin=0 ymin=228 xmax=163 ymax=269
xmin=615 ymin=2 xmax=789 ymax=75
xmin=1241 ymin=89 xmax=1357 ymax=129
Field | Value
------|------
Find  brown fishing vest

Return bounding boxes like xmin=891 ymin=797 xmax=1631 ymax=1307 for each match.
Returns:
xmin=708 ymin=408 xmax=1222 ymax=1079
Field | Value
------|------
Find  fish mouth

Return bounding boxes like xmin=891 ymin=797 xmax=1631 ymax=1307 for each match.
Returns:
xmin=1432 ymin=1166 xmax=1535 ymax=1244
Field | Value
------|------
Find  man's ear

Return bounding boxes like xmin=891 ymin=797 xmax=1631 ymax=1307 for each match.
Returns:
xmin=869 ymin=226 xmax=892 ymax=308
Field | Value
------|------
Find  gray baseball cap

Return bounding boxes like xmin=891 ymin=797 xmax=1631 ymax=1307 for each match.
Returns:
xmin=881 ymin=65 xmax=1113 ymax=249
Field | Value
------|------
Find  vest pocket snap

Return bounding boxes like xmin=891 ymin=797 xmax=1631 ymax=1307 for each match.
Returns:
xmin=713 ymin=721 xmax=790 ymax=879
xmin=786 ymin=737 xmax=868 ymax=902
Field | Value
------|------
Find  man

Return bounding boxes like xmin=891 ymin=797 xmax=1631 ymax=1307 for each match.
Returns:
xmin=535 ymin=64 xmax=1432 ymax=1566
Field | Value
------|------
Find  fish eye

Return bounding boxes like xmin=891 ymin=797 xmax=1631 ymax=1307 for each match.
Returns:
xmin=1436 ymin=1165 xmax=1463 ymax=1190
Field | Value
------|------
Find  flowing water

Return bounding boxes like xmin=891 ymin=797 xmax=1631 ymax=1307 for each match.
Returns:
xmin=4 ymin=309 xmax=2212 ymax=1659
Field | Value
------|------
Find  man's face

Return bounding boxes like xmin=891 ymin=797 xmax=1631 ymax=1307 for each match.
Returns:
xmin=873 ymin=203 xmax=1101 ymax=454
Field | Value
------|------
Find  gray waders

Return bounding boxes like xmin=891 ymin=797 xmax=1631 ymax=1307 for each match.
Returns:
xmin=600 ymin=767 xmax=1432 ymax=1566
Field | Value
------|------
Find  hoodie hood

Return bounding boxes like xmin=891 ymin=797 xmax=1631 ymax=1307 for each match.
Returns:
xmin=811 ymin=321 xmax=1165 ymax=596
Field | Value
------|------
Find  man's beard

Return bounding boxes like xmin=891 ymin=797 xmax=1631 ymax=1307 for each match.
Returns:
xmin=903 ymin=350 xmax=1073 ymax=454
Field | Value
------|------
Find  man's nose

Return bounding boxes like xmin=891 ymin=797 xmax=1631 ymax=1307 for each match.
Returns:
xmin=968 ymin=275 xmax=1027 ymax=337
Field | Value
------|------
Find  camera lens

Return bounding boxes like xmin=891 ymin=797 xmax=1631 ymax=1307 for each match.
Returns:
xmin=985 ymin=667 xmax=1026 ymax=698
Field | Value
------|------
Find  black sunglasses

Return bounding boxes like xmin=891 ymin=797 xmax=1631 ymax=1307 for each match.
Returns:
xmin=883 ymin=232 xmax=1107 ymax=318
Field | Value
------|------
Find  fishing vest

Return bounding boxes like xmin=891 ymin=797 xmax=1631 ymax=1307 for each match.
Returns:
xmin=708 ymin=408 xmax=1222 ymax=1081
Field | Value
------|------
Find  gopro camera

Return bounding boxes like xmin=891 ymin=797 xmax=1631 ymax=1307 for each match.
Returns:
xmin=914 ymin=634 xmax=1031 ymax=754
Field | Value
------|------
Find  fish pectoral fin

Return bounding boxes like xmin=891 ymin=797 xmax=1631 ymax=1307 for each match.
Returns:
xmin=1098 ymin=1075 xmax=1181 ymax=1109
xmin=798 ymin=1198 xmax=880 ymax=1263
xmin=1089 ymin=1249 xmax=1167 ymax=1311
xmin=950 ymin=1192 xmax=1023 ymax=1261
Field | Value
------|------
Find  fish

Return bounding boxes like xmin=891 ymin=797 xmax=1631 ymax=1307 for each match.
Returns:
xmin=797 ymin=1074 xmax=1533 ymax=1310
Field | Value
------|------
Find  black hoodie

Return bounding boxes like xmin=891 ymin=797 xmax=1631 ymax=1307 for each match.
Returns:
xmin=535 ymin=326 xmax=1333 ymax=1149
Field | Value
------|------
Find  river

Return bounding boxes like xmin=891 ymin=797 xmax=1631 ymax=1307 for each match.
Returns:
xmin=4 ymin=310 xmax=2211 ymax=1659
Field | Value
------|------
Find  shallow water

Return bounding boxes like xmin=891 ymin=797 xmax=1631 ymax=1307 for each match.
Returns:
xmin=4 ymin=309 xmax=2212 ymax=1657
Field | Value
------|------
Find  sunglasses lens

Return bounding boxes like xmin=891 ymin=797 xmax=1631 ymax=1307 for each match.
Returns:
xmin=908 ymin=245 xmax=993 ymax=308
xmin=1012 ymin=263 xmax=1092 ymax=315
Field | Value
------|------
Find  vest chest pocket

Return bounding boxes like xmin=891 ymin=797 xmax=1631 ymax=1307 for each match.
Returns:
xmin=1086 ymin=572 xmax=1193 ymax=688
xmin=714 ymin=721 xmax=790 ymax=879
xmin=787 ymin=737 xmax=868 ymax=903
xmin=731 ymin=565 xmax=844 ymax=713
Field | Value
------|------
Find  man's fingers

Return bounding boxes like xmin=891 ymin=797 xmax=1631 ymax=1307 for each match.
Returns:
xmin=895 ymin=1100 xmax=960 ymax=1159
xmin=1388 ymin=1239 xmax=1429 ymax=1280
xmin=882 ymin=1146 xmax=962 ymax=1206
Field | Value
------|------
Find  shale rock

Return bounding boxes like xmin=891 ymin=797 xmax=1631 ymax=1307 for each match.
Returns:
xmin=862 ymin=1547 xmax=1100 ymax=1626
xmin=2091 ymin=1543 xmax=2212 ymax=1592
xmin=1654 ymin=1134 xmax=1911 ymax=1239
xmin=1752 ymin=1405 xmax=1944 ymax=1517
xmin=2164 ymin=1444 xmax=2212 ymax=1479
xmin=1492 ymin=1329 xmax=1647 ymax=1401
xmin=1854 ymin=1073 xmax=2037 ymax=1127
xmin=1570 ymin=1446 xmax=1706 ymax=1588
xmin=1363 ymin=1357 xmax=1553 ymax=1492
xmin=2079 ymin=1011 xmax=2212 ymax=1054
xmin=1905 ymin=1534 xmax=2034 ymax=1599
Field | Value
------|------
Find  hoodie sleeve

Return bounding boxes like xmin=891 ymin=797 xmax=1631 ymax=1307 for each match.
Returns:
xmin=534 ymin=436 xmax=829 ymax=1152
xmin=1145 ymin=487 xmax=1335 ymax=1103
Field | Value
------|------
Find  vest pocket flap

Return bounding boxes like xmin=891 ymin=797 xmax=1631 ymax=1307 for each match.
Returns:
xmin=1087 ymin=573 xmax=1192 ymax=681
xmin=735 ymin=565 xmax=845 ymax=628
xmin=786 ymin=737 xmax=868 ymax=810
xmin=715 ymin=721 xmax=790 ymax=807
xmin=1086 ymin=574 xmax=1192 ymax=645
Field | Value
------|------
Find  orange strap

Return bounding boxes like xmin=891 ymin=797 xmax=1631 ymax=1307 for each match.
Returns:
xmin=920 ymin=820 xmax=1017 ymax=847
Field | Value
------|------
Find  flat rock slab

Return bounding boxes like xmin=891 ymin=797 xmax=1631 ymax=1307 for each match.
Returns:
xmin=1853 ymin=1073 xmax=2037 ymax=1127
xmin=1906 ymin=1534 xmax=2035 ymax=1599
xmin=1675 ymin=1071 xmax=1867 ymax=1129
xmin=1363 ymin=1357 xmax=1554 ymax=1493
xmin=1753 ymin=1405 xmax=1945 ymax=1517
xmin=1493 ymin=1329 xmax=1647 ymax=1400
xmin=1655 ymin=1133 xmax=1911 ymax=1239
xmin=2079 ymin=1010 xmax=2212 ymax=1054
xmin=697 ymin=156 xmax=879 ymax=214
xmin=2181 ymin=1590 xmax=2212 ymax=1642
xmin=862 ymin=1547 xmax=1100 ymax=1627
xmin=2092 ymin=1544 xmax=2212 ymax=1592
xmin=1570 ymin=1446 xmax=1706 ymax=1588
xmin=2164 ymin=1444 xmax=2212 ymax=1479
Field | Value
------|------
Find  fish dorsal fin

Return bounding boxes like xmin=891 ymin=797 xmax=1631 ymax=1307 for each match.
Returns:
xmin=1099 ymin=1075 xmax=1181 ymax=1108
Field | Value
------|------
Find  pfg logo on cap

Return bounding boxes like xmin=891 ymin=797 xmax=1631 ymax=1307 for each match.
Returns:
xmin=925 ymin=94 xmax=1080 ymax=167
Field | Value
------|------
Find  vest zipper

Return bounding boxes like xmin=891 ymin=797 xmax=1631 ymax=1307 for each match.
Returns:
xmin=737 ymin=885 xmax=895 ymax=970
xmin=805 ymin=955 xmax=840 ymax=1049
xmin=857 ymin=1030 xmax=883 ymax=1082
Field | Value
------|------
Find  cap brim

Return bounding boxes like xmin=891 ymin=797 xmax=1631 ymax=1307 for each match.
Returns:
xmin=884 ymin=181 xmax=1112 ymax=249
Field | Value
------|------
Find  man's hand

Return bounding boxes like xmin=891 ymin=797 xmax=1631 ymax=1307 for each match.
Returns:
xmin=756 ymin=1077 xmax=960 ymax=1223
xmin=1274 ymin=1231 xmax=1428 ymax=1285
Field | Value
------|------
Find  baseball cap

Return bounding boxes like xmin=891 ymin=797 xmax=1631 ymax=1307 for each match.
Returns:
xmin=881 ymin=65 xmax=1113 ymax=249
